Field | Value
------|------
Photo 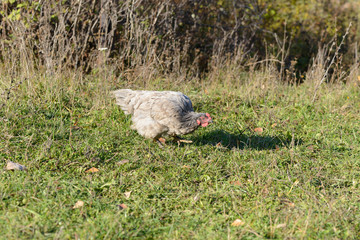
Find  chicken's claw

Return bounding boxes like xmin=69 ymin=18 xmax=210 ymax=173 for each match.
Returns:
xmin=173 ymin=136 xmax=193 ymax=146
xmin=178 ymin=139 xmax=193 ymax=143
xmin=154 ymin=137 xmax=166 ymax=148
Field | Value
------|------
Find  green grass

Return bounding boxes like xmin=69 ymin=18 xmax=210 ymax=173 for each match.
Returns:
xmin=1 ymin=76 xmax=360 ymax=239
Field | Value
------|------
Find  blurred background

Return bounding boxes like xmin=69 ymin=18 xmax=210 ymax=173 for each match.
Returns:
xmin=0 ymin=0 xmax=359 ymax=84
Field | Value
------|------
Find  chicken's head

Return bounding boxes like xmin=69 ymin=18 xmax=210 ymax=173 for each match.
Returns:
xmin=196 ymin=113 xmax=212 ymax=127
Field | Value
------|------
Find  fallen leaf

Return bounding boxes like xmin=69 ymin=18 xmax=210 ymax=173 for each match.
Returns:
xmin=182 ymin=165 xmax=191 ymax=169
xmin=307 ymin=145 xmax=314 ymax=151
xmin=275 ymin=223 xmax=287 ymax=229
xmin=193 ymin=194 xmax=200 ymax=202
xmin=275 ymin=145 xmax=280 ymax=151
xmin=73 ymin=200 xmax=84 ymax=209
xmin=116 ymin=159 xmax=129 ymax=165
xmin=216 ymin=142 xmax=223 ymax=148
xmin=85 ymin=167 xmax=99 ymax=173
xmin=287 ymin=202 xmax=295 ymax=207
xmin=231 ymin=180 xmax=242 ymax=186
xmin=254 ymin=127 xmax=263 ymax=133
xmin=124 ymin=191 xmax=132 ymax=199
xmin=340 ymin=103 xmax=350 ymax=111
xmin=118 ymin=203 xmax=128 ymax=210
xmin=282 ymin=200 xmax=295 ymax=208
xmin=357 ymin=75 xmax=360 ymax=81
xmin=6 ymin=161 xmax=26 ymax=171
xmin=158 ymin=137 xmax=166 ymax=144
xmin=231 ymin=219 xmax=245 ymax=226
xmin=271 ymin=123 xmax=277 ymax=128
xmin=71 ymin=125 xmax=81 ymax=130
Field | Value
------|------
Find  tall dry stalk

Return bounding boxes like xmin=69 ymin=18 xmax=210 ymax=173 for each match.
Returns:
xmin=309 ymin=23 xmax=352 ymax=102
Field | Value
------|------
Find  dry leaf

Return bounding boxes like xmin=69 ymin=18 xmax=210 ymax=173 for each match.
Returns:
xmin=357 ymin=75 xmax=360 ymax=81
xmin=271 ymin=123 xmax=277 ymax=128
xmin=340 ymin=103 xmax=350 ymax=111
xmin=216 ymin=142 xmax=223 ymax=148
xmin=280 ymin=198 xmax=295 ymax=208
xmin=71 ymin=125 xmax=81 ymax=130
xmin=193 ymin=194 xmax=200 ymax=202
xmin=275 ymin=145 xmax=280 ymax=151
xmin=231 ymin=180 xmax=242 ymax=186
xmin=182 ymin=165 xmax=191 ymax=169
xmin=116 ymin=159 xmax=129 ymax=165
xmin=307 ymin=145 xmax=314 ymax=151
xmin=73 ymin=200 xmax=84 ymax=209
xmin=124 ymin=191 xmax=132 ymax=199
xmin=158 ymin=137 xmax=166 ymax=144
xmin=282 ymin=200 xmax=295 ymax=208
xmin=6 ymin=161 xmax=26 ymax=171
xmin=231 ymin=219 xmax=245 ymax=226
xmin=85 ymin=167 xmax=99 ymax=173
xmin=287 ymin=202 xmax=295 ymax=208
xmin=254 ymin=127 xmax=263 ymax=133
xmin=118 ymin=203 xmax=128 ymax=210
xmin=275 ymin=223 xmax=287 ymax=229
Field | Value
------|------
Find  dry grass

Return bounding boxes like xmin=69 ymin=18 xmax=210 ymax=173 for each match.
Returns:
xmin=0 ymin=1 xmax=359 ymax=239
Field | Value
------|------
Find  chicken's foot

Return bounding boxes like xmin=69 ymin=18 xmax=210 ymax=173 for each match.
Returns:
xmin=172 ymin=136 xmax=193 ymax=146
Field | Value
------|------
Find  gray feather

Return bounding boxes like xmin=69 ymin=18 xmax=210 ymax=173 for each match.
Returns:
xmin=112 ymin=89 xmax=206 ymax=139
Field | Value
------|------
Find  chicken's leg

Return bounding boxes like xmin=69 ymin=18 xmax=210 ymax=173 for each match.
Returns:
xmin=172 ymin=136 xmax=193 ymax=146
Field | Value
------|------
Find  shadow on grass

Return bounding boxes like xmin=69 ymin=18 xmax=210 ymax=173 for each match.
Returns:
xmin=191 ymin=129 xmax=303 ymax=150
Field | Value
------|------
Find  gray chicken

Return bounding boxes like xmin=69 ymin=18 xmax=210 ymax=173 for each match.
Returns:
xmin=112 ymin=89 xmax=212 ymax=145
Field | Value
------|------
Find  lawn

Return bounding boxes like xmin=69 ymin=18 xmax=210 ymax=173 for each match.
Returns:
xmin=0 ymin=75 xmax=359 ymax=239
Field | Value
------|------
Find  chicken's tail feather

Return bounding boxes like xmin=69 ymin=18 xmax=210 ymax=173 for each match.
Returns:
xmin=112 ymin=89 xmax=134 ymax=114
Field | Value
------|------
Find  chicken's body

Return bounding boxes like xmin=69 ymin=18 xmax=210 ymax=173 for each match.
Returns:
xmin=112 ymin=89 xmax=212 ymax=143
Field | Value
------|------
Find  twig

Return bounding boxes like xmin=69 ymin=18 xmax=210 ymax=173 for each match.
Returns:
xmin=312 ymin=22 xmax=352 ymax=103
xmin=244 ymin=58 xmax=283 ymax=66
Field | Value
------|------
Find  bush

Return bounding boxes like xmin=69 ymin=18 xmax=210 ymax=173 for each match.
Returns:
xmin=0 ymin=0 xmax=359 ymax=80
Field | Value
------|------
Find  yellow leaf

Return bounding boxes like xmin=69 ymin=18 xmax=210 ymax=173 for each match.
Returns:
xmin=85 ymin=167 xmax=99 ymax=173
xmin=275 ymin=223 xmax=286 ymax=228
xmin=73 ymin=200 xmax=84 ymax=209
xmin=231 ymin=180 xmax=242 ymax=186
xmin=124 ymin=191 xmax=132 ymax=199
xmin=231 ymin=219 xmax=245 ymax=226
xmin=118 ymin=203 xmax=128 ymax=210
xmin=289 ymin=202 xmax=295 ymax=207
xmin=254 ymin=127 xmax=263 ymax=133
